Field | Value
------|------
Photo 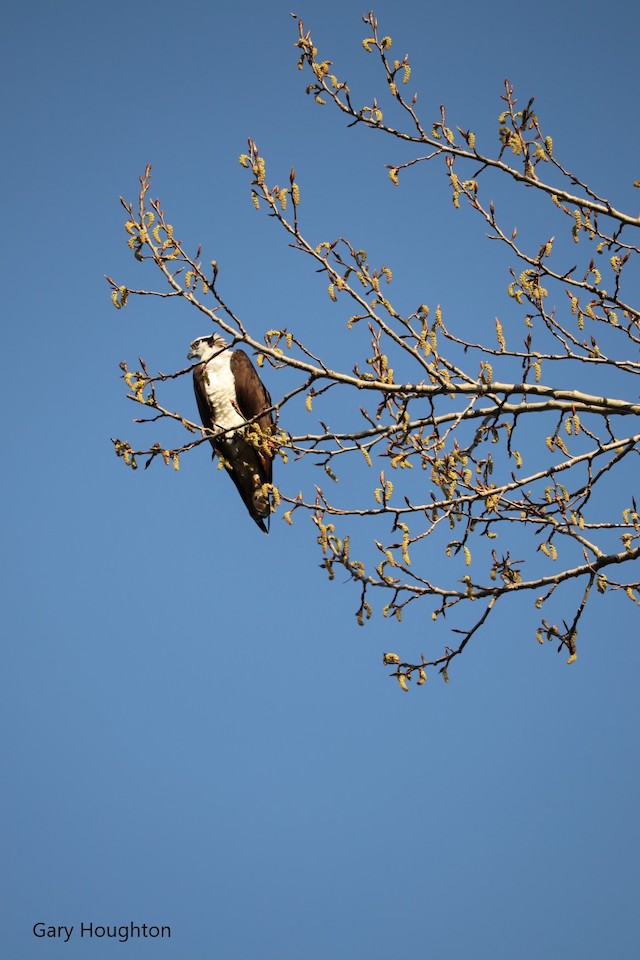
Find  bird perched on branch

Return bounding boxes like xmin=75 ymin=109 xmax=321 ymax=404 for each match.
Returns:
xmin=188 ymin=334 xmax=275 ymax=532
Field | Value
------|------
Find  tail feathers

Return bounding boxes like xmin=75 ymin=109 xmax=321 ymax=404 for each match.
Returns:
xmin=217 ymin=435 xmax=271 ymax=532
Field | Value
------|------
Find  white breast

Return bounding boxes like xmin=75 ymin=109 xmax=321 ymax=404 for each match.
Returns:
xmin=203 ymin=351 xmax=245 ymax=432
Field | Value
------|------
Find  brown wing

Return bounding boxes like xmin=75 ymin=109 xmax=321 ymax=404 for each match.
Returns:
xmin=230 ymin=351 xmax=273 ymax=427
xmin=192 ymin=364 xmax=218 ymax=452
xmin=230 ymin=350 xmax=275 ymax=481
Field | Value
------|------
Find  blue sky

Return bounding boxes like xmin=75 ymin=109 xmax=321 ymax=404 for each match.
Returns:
xmin=3 ymin=1 xmax=639 ymax=957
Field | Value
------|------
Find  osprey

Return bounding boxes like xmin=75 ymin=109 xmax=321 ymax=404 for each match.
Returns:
xmin=188 ymin=334 xmax=275 ymax=533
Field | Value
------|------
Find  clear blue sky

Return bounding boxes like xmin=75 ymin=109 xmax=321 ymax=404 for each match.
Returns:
xmin=3 ymin=1 xmax=639 ymax=957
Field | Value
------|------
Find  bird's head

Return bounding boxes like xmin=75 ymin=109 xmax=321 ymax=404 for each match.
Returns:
xmin=188 ymin=334 xmax=227 ymax=361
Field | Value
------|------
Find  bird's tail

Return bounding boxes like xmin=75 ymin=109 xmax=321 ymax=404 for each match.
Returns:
xmin=219 ymin=435 xmax=271 ymax=533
